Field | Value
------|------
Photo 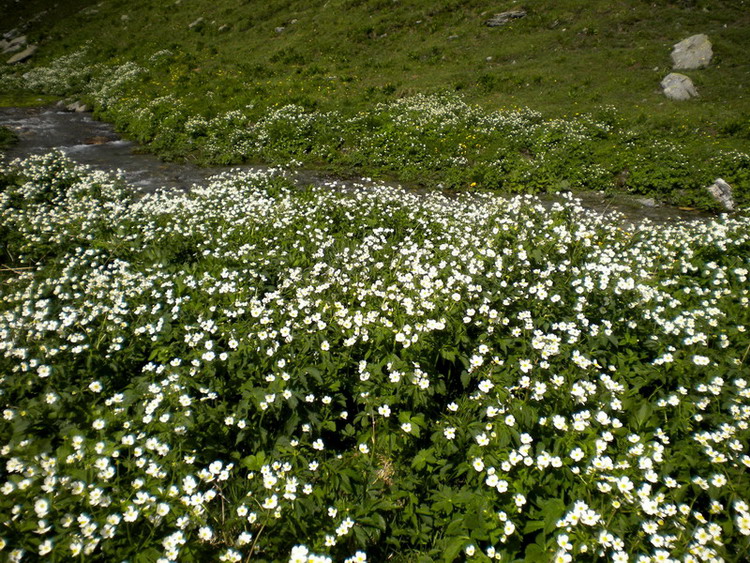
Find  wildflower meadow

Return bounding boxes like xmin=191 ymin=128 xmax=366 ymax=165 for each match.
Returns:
xmin=1 ymin=152 xmax=749 ymax=561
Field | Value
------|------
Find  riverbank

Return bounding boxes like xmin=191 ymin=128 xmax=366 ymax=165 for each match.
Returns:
xmin=0 ymin=104 xmax=718 ymax=224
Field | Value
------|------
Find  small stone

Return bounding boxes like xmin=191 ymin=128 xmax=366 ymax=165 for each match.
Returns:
xmin=660 ymin=73 xmax=698 ymax=101
xmin=275 ymin=26 xmax=285 ymax=33
xmin=706 ymin=178 xmax=735 ymax=211
xmin=218 ymin=24 xmax=230 ymax=32
xmin=121 ymin=15 xmax=130 ymax=22
xmin=636 ymin=198 xmax=658 ymax=208
xmin=6 ymin=45 xmax=37 ymax=65
xmin=188 ymin=17 xmax=204 ymax=29
xmin=671 ymin=34 xmax=712 ymax=70
xmin=485 ymin=9 xmax=527 ymax=27
xmin=84 ymin=136 xmax=111 ymax=145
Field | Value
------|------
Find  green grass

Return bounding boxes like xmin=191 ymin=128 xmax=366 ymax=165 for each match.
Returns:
xmin=3 ymin=0 xmax=748 ymax=121
xmin=1 ymin=0 xmax=750 ymax=207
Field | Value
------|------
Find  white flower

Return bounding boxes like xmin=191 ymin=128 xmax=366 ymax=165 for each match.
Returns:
xmin=263 ymin=495 xmax=278 ymax=510
xmin=475 ymin=433 xmax=490 ymax=446
xmin=478 ymin=379 xmax=494 ymax=393
xmin=692 ymin=354 xmax=710 ymax=366
xmin=34 ymin=499 xmax=49 ymax=518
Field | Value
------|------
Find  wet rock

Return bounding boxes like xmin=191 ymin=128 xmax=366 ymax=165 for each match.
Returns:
xmin=3 ymin=29 xmax=20 ymax=41
xmin=636 ymin=198 xmax=658 ymax=208
xmin=660 ymin=73 xmax=698 ymax=101
xmin=706 ymin=178 xmax=735 ymax=211
xmin=7 ymin=45 xmax=38 ymax=65
xmin=84 ymin=136 xmax=111 ymax=145
xmin=671 ymin=34 xmax=712 ymax=70
xmin=485 ymin=9 xmax=527 ymax=27
xmin=66 ymin=101 xmax=89 ymax=113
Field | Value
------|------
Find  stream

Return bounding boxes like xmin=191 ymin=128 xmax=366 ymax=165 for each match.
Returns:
xmin=0 ymin=105 xmax=713 ymax=223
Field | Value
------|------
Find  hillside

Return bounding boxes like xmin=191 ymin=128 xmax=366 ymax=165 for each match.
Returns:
xmin=1 ymin=0 xmax=750 ymax=208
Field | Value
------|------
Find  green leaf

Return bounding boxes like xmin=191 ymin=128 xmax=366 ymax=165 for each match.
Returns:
xmin=241 ymin=451 xmax=266 ymax=471
xmin=442 ymin=535 xmax=469 ymax=562
xmin=524 ymin=543 xmax=546 ymax=560
xmin=523 ymin=519 xmax=546 ymax=534
xmin=412 ymin=448 xmax=436 ymax=470
xmin=440 ymin=346 xmax=457 ymax=362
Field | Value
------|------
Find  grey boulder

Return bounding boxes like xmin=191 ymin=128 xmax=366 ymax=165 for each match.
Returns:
xmin=706 ymin=178 xmax=735 ymax=211
xmin=660 ymin=73 xmax=698 ymax=101
xmin=671 ymin=34 xmax=712 ymax=70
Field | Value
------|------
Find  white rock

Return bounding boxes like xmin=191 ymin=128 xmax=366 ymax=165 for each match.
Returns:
xmin=660 ymin=73 xmax=698 ymax=101
xmin=706 ymin=178 xmax=735 ymax=211
xmin=671 ymin=34 xmax=712 ymax=70
xmin=66 ymin=101 xmax=90 ymax=113
xmin=485 ymin=9 xmax=527 ymax=27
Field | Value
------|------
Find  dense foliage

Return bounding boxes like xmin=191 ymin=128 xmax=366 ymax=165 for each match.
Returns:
xmin=1 ymin=153 xmax=749 ymax=561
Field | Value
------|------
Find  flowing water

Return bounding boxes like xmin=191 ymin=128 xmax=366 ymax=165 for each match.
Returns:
xmin=0 ymin=105 xmax=714 ymax=223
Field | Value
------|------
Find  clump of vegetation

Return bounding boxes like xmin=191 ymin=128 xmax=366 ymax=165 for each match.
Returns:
xmin=1 ymin=153 xmax=749 ymax=561
xmin=0 ymin=126 xmax=17 ymax=150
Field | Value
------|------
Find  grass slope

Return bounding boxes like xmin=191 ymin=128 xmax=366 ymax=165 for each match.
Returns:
xmin=1 ymin=0 xmax=750 ymax=206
